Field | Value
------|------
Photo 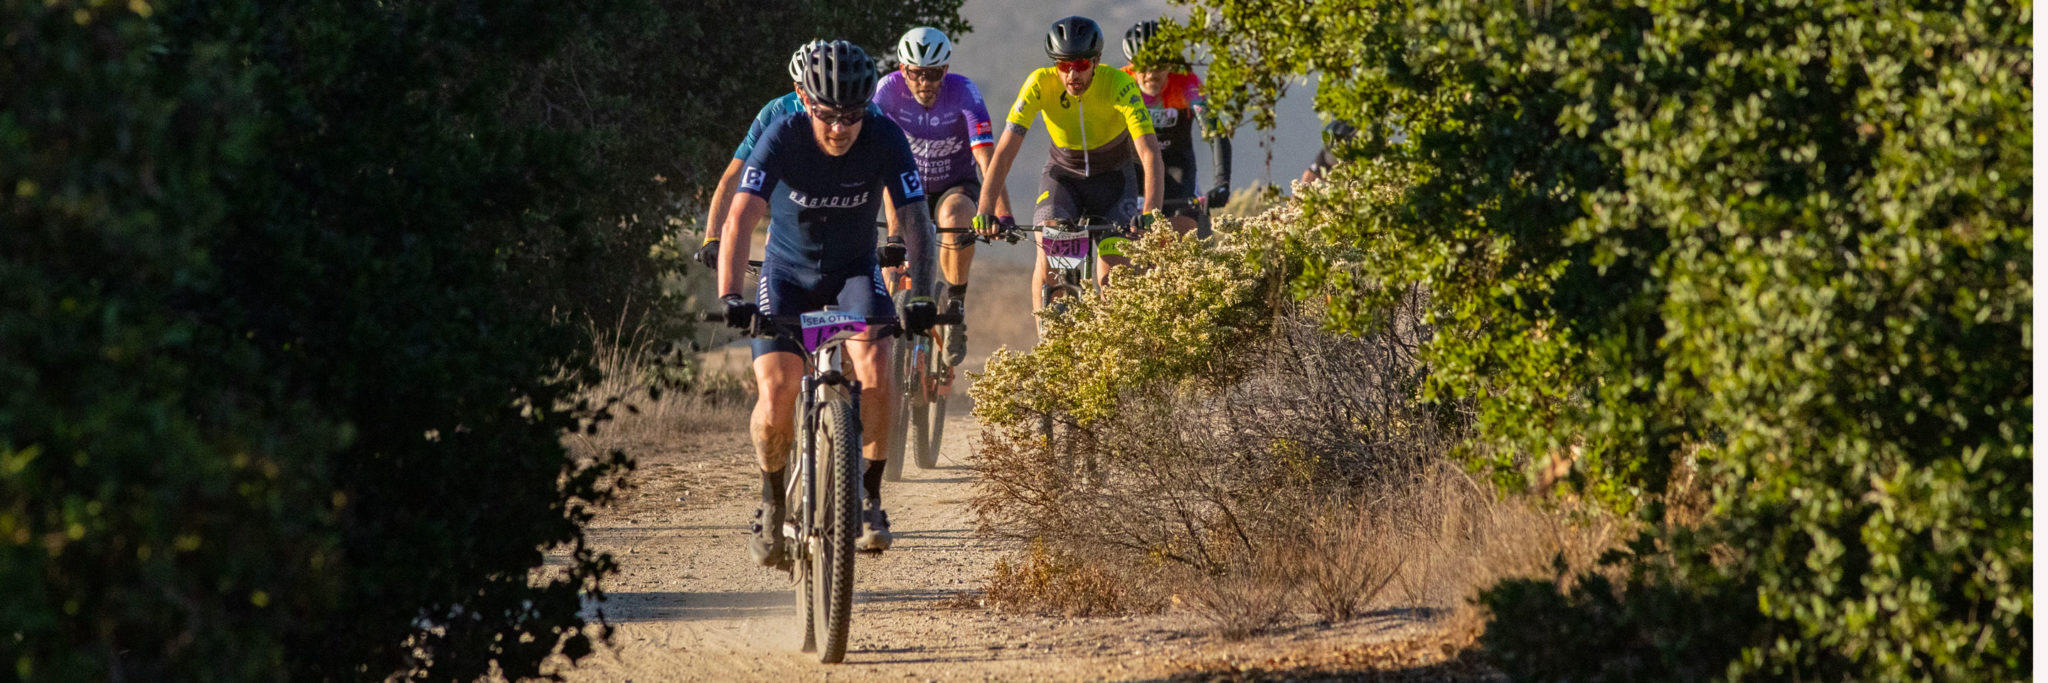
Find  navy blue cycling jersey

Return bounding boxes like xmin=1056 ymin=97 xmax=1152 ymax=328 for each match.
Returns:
xmin=740 ymin=111 xmax=925 ymax=274
xmin=732 ymin=91 xmax=887 ymax=162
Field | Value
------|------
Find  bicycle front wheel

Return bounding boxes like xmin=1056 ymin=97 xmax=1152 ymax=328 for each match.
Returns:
xmin=917 ymin=351 xmax=946 ymax=469
xmin=882 ymin=336 xmax=912 ymax=481
xmin=811 ymin=396 xmax=860 ymax=663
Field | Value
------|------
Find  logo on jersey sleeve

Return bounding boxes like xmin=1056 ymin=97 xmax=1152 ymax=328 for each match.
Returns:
xmin=974 ymin=120 xmax=991 ymax=136
xmin=740 ymin=167 xmax=767 ymax=192
xmin=900 ymin=171 xmax=925 ymax=200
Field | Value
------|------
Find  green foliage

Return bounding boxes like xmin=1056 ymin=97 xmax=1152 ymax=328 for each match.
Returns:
xmin=1163 ymin=0 xmax=2031 ymax=678
xmin=501 ymin=0 xmax=969 ymax=331
xmin=972 ymin=224 xmax=1282 ymax=430
xmin=0 ymin=0 xmax=979 ymax=678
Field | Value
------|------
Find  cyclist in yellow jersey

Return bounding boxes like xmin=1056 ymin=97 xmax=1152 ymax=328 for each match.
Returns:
xmin=976 ymin=16 xmax=1166 ymax=299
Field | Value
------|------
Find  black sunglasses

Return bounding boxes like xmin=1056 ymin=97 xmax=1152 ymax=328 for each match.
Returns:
xmin=809 ymin=104 xmax=866 ymax=127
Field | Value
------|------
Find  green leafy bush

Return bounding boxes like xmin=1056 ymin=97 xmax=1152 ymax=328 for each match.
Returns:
xmin=1163 ymin=0 xmax=2031 ymax=678
xmin=1 ymin=0 xmax=962 ymax=679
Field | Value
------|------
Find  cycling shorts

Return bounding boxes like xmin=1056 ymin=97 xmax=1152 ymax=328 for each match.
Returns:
xmin=752 ymin=260 xmax=897 ymax=358
xmin=1031 ymin=163 xmax=1141 ymax=228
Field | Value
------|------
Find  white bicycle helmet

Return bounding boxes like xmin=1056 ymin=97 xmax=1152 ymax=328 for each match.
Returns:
xmin=896 ymin=27 xmax=952 ymax=68
xmin=788 ymin=40 xmax=826 ymax=82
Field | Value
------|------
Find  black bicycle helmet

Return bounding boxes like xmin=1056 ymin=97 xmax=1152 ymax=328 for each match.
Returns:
xmin=1046 ymin=16 xmax=1104 ymax=61
xmin=801 ymin=40 xmax=878 ymax=109
xmin=1121 ymin=20 xmax=1162 ymax=61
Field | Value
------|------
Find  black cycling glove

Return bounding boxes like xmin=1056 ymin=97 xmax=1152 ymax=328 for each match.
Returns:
xmin=1204 ymin=183 xmax=1231 ymax=209
xmin=878 ymin=236 xmax=907 ymax=268
xmin=720 ymin=295 xmax=757 ymax=331
xmin=694 ymin=240 xmax=722 ymax=269
xmin=901 ymin=296 xmax=939 ymax=334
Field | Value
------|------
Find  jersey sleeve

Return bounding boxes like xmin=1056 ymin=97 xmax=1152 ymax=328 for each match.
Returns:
xmin=1003 ymin=70 xmax=1046 ymax=131
xmin=960 ymin=77 xmax=996 ymax=149
xmin=1182 ymin=73 xmax=1206 ymax=110
xmin=733 ymin=97 xmax=792 ymax=161
xmin=737 ymin=117 xmax=790 ymax=199
xmin=882 ymin=121 xmax=926 ymax=206
xmin=1109 ymin=71 xmax=1156 ymax=137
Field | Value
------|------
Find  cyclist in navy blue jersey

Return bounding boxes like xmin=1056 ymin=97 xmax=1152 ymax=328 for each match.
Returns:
xmin=697 ymin=41 xmax=887 ymax=268
xmin=717 ymin=41 xmax=940 ymax=564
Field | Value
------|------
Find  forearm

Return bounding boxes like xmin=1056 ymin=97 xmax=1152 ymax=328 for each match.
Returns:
xmin=972 ymin=146 xmax=1010 ymax=216
xmin=718 ymin=195 xmax=763 ymax=297
xmin=894 ymin=200 xmax=938 ymax=297
xmin=705 ymin=159 xmax=744 ymax=244
xmin=883 ymin=193 xmax=900 ymax=239
xmin=1137 ymin=136 xmax=1164 ymax=212
xmin=1211 ymin=135 xmax=1232 ymax=187
xmin=979 ymin=129 xmax=1025 ymax=213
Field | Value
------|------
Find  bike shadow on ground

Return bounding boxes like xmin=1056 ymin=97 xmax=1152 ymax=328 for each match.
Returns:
xmin=585 ymin=589 xmax=791 ymax=624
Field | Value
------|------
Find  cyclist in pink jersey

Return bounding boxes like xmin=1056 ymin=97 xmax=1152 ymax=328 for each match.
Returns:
xmin=873 ymin=27 xmax=1012 ymax=366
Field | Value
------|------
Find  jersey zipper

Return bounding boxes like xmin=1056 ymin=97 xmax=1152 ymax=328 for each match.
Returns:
xmin=1079 ymin=89 xmax=1089 ymax=177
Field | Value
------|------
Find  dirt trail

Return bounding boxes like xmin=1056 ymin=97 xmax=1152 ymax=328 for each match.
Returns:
xmin=555 ymin=258 xmax=1467 ymax=681
xmin=557 ymin=402 xmax=1469 ymax=682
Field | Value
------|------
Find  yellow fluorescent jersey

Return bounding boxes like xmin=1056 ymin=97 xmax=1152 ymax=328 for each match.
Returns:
xmin=1005 ymin=65 xmax=1155 ymax=177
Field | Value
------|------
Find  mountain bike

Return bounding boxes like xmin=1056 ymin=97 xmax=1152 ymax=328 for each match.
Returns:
xmin=880 ymin=228 xmax=978 ymax=480
xmin=703 ymin=306 xmax=860 ymax=662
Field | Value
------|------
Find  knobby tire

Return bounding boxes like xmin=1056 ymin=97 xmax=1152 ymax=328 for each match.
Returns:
xmin=813 ymin=397 xmax=860 ymax=663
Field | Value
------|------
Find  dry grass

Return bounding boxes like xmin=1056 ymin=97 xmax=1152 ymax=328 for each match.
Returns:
xmin=982 ymin=540 xmax=1161 ymax=617
xmin=563 ymin=315 xmax=752 ymax=463
xmin=971 ymin=298 xmax=1620 ymax=643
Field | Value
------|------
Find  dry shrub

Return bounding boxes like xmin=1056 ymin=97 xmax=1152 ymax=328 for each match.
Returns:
xmin=1178 ymin=551 xmax=1296 ymax=641
xmin=982 ymin=541 xmax=1158 ymax=617
xmin=1281 ymin=509 xmax=1406 ymax=623
xmin=970 ymin=213 xmax=1619 ymax=642
xmin=564 ymin=315 xmax=753 ymax=460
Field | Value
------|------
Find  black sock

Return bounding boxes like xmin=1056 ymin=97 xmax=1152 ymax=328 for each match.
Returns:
xmin=761 ymin=468 xmax=785 ymax=508
xmin=945 ymin=283 xmax=968 ymax=305
xmin=863 ymin=459 xmax=886 ymax=506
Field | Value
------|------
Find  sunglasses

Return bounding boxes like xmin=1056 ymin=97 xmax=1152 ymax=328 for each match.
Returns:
xmin=902 ymin=66 xmax=947 ymax=83
xmin=809 ymin=105 xmax=866 ymax=128
xmin=1054 ymin=58 xmax=1094 ymax=73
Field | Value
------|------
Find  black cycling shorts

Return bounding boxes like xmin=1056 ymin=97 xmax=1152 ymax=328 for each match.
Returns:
xmin=751 ymin=260 xmax=896 ymax=358
xmin=1032 ymin=163 xmax=1140 ymax=228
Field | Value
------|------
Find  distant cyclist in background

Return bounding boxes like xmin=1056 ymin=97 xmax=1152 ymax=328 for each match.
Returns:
xmin=696 ymin=42 xmax=888 ymax=269
xmin=1300 ymin=118 xmax=1358 ymax=184
xmin=717 ymin=41 xmax=939 ymax=563
xmin=874 ymin=27 xmax=1011 ymax=367
xmin=1120 ymin=20 xmax=1231 ymax=237
xmin=977 ymin=15 xmax=1166 ymax=300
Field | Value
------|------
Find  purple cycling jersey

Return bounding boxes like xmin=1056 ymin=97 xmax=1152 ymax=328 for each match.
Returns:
xmin=873 ymin=71 xmax=995 ymax=193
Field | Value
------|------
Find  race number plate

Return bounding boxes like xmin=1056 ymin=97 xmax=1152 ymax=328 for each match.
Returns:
xmin=1041 ymin=228 xmax=1090 ymax=270
xmin=799 ymin=310 xmax=867 ymax=354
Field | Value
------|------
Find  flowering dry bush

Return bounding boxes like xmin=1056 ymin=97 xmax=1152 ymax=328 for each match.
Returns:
xmin=970 ymin=207 xmax=1469 ymax=634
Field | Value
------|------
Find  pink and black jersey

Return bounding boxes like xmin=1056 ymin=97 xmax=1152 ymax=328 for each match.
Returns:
xmin=873 ymin=71 xmax=995 ymax=193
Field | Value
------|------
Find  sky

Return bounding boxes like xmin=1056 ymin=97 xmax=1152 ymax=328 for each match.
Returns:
xmin=940 ymin=0 xmax=1326 ymax=202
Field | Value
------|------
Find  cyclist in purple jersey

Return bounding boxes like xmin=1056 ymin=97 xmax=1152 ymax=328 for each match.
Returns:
xmin=873 ymin=27 xmax=1012 ymax=366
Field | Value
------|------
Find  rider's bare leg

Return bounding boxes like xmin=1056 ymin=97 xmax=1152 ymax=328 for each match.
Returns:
xmin=938 ymin=190 xmax=977 ymax=291
xmin=1032 ymin=243 xmax=1054 ymax=312
xmin=750 ymin=352 xmax=804 ymax=473
xmin=845 ymin=335 xmax=893 ymax=465
xmin=847 ymin=334 xmax=896 ymax=549
xmin=1168 ymin=214 xmax=1197 ymax=235
xmin=1097 ymin=253 xmax=1132 ymax=290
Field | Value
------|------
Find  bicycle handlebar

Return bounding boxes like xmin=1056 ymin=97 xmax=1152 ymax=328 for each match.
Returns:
xmin=699 ymin=307 xmax=962 ymax=337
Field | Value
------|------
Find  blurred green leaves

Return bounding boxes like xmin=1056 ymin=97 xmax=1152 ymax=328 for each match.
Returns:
xmin=2 ymin=0 xmax=960 ymax=679
xmin=1169 ymin=0 xmax=2030 ymax=678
